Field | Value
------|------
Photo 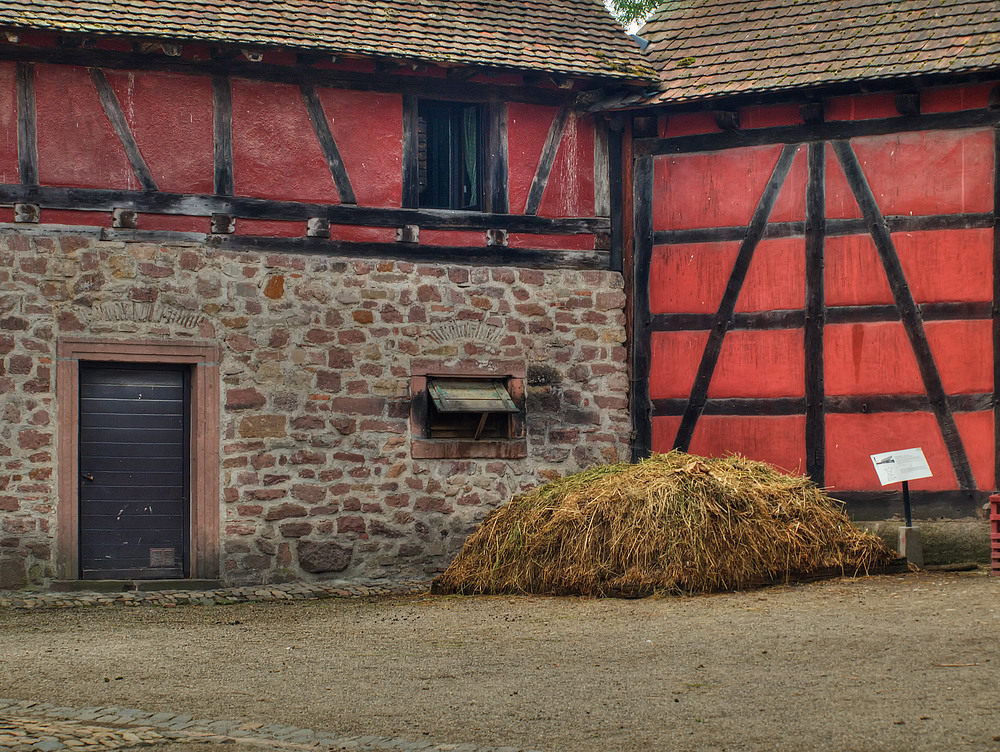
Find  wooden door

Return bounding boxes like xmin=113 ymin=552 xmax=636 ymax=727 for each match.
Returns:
xmin=78 ymin=364 xmax=190 ymax=579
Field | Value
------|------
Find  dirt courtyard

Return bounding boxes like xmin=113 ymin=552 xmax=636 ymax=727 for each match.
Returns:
xmin=1 ymin=570 xmax=999 ymax=752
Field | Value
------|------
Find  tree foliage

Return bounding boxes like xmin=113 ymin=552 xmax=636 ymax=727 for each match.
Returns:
xmin=605 ymin=0 xmax=660 ymax=27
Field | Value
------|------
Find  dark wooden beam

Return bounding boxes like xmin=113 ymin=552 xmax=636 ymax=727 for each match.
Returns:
xmin=836 ymin=489 xmax=985 ymax=520
xmin=608 ymin=123 xmax=624 ymax=273
xmin=300 ymin=84 xmax=356 ymax=205
xmin=651 ymin=393 xmax=992 ymax=417
xmin=98 ymin=228 xmax=610 ymax=269
xmin=90 ymin=68 xmax=158 ymax=191
xmin=631 ymin=155 xmax=654 ymax=461
xmin=524 ymin=108 xmax=568 ymax=215
xmin=672 ymin=144 xmax=799 ymax=452
xmin=0 ymin=184 xmax=609 ymax=234
xmin=485 ymin=100 xmax=509 ymax=214
xmin=653 ymin=212 xmax=994 ymax=246
xmin=15 ymin=62 xmax=37 ymax=186
xmin=401 ymin=95 xmax=419 ymax=209
xmin=635 ymin=108 xmax=1000 ymax=157
xmin=652 ymin=301 xmax=992 ymax=332
xmin=826 ymin=393 xmax=993 ymax=414
xmin=212 ymin=76 xmax=233 ymax=196
xmin=833 ymin=139 xmax=977 ymax=491
xmin=804 ymin=141 xmax=826 ymax=484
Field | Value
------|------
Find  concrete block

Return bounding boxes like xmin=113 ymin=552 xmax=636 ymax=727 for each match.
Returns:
xmin=899 ymin=526 xmax=924 ymax=568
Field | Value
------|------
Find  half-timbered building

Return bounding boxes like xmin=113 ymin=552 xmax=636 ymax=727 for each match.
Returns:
xmin=0 ymin=0 xmax=653 ymax=587
xmin=627 ymin=0 xmax=1000 ymax=520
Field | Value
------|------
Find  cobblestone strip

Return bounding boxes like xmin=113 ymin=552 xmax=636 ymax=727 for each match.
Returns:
xmin=0 ymin=581 xmax=429 ymax=611
xmin=0 ymin=701 xmax=537 ymax=752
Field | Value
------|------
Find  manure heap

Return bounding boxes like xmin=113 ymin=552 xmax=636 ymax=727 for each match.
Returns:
xmin=434 ymin=451 xmax=904 ymax=596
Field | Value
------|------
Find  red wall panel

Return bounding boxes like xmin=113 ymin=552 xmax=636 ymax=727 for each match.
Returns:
xmin=508 ymin=103 xmax=557 ymax=214
xmin=650 ymin=329 xmax=804 ymax=400
xmin=650 ymin=241 xmax=739 ymax=314
xmin=106 ymin=70 xmax=214 ymax=195
xmin=925 ymin=320 xmax=993 ymax=395
xmin=955 ymin=411 xmax=996 ymax=490
xmin=851 ymin=130 xmax=993 ymax=216
xmin=824 ymin=322 xmax=925 ymax=396
xmin=537 ymin=113 xmax=595 ymax=218
xmin=315 ymin=87 xmax=402 ymax=207
xmin=508 ymin=105 xmax=596 ymax=218
xmin=35 ymin=64 xmax=137 ymax=190
xmin=824 ymin=130 xmax=993 ymax=220
xmin=652 ymin=144 xmax=791 ymax=231
xmin=0 ymin=62 xmax=17 ymax=186
xmin=651 ymin=238 xmax=805 ymax=315
xmin=824 ymin=235 xmax=892 ymax=306
xmin=826 ymin=229 xmax=994 ymax=306
xmin=825 ymin=412 xmax=957 ymax=491
xmin=825 ymin=93 xmax=897 ymax=122
xmin=894 ymin=229 xmax=993 ymax=304
xmin=709 ymin=329 xmax=804 ymax=398
xmin=922 ymin=83 xmax=994 ymax=114
xmin=231 ymin=78 xmax=338 ymax=203
xmin=649 ymin=330 xmax=708 ymax=400
xmin=653 ymin=415 xmax=807 ymax=475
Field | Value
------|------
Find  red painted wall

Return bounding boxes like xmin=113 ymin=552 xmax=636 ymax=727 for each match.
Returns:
xmin=0 ymin=62 xmax=17 ymax=185
xmin=647 ymin=82 xmax=996 ymax=493
xmin=5 ymin=58 xmax=598 ymax=241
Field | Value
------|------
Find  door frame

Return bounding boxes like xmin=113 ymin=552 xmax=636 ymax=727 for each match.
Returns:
xmin=57 ymin=337 xmax=220 ymax=580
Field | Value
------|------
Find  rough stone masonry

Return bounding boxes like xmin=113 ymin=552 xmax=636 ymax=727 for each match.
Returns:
xmin=0 ymin=229 xmax=630 ymax=588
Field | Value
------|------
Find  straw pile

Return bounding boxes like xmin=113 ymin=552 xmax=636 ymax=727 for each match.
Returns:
xmin=433 ymin=451 xmax=902 ymax=596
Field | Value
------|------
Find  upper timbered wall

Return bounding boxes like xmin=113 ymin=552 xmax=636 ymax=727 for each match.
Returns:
xmin=640 ymin=83 xmax=999 ymax=503
xmin=0 ymin=36 xmax=604 ymax=258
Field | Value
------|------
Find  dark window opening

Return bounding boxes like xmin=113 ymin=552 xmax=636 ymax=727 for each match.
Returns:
xmin=426 ymin=377 xmax=517 ymax=440
xmin=418 ymin=101 xmax=482 ymax=210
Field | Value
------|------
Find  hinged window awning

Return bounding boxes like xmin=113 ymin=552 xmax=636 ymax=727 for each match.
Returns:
xmin=427 ymin=378 xmax=517 ymax=413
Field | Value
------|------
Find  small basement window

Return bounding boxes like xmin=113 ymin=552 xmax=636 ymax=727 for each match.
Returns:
xmin=410 ymin=366 xmax=527 ymax=459
xmin=426 ymin=378 xmax=518 ymax=440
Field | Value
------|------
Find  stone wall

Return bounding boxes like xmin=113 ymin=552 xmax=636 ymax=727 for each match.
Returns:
xmin=0 ymin=228 xmax=631 ymax=588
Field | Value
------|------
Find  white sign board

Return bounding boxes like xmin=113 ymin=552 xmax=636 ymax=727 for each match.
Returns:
xmin=870 ymin=447 xmax=933 ymax=486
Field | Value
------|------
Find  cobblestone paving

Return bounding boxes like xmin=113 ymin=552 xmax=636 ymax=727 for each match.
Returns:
xmin=0 ymin=580 xmax=429 ymax=610
xmin=0 ymin=700 xmax=530 ymax=752
xmin=0 ymin=582 xmax=535 ymax=752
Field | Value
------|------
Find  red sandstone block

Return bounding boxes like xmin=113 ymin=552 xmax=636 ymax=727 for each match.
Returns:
xmin=226 ymin=333 xmax=256 ymax=352
xmin=286 ymin=449 xmax=325 ymax=465
xmin=264 ymin=502 xmax=307 ymax=520
xmin=250 ymin=453 xmax=276 ymax=470
xmin=292 ymin=484 xmax=326 ymax=503
xmin=226 ymin=387 xmax=266 ymax=410
xmin=253 ymin=489 xmax=288 ymax=501
xmin=414 ymin=496 xmax=454 ymax=514
xmin=279 ymin=521 xmax=312 ymax=538
xmin=338 ymin=515 xmax=366 ymax=533
xmin=17 ymin=430 xmax=50 ymax=450
xmin=237 ymin=504 xmax=264 ymax=516
xmin=1 ymin=316 xmax=29 ymax=330
xmin=138 ymin=262 xmax=173 ymax=278
xmin=0 ymin=496 xmax=19 ymax=511
xmin=330 ymin=397 xmax=385 ymax=416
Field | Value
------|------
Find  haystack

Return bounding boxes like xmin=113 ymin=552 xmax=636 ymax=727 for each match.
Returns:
xmin=433 ymin=451 xmax=902 ymax=596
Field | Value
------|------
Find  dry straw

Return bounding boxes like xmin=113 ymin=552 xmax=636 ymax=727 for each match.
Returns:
xmin=434 ymin=451 xmax=901 ymax=596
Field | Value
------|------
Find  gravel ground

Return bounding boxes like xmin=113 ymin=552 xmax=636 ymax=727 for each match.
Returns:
xmin=1 ymin=570 xmax=999 ymax=752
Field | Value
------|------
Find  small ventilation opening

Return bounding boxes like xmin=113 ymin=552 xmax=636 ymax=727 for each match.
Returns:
xmin=426 ymin=377 xmax=517 ymax=440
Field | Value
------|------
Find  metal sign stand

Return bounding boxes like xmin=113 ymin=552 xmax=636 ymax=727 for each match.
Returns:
xmin=871 ymin=448 xmax=931 ymax=568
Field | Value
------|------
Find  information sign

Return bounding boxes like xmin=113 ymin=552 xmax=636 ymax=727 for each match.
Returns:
xmin=870 ymin=447 xmax=932 ymax=486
